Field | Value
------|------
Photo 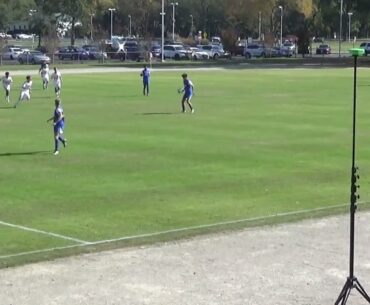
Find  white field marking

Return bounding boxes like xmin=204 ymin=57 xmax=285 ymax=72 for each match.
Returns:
xmin=0 ymin=220 xmax=90 ymax=245
xmin=0 ymin=202 xmax=362 ymax=261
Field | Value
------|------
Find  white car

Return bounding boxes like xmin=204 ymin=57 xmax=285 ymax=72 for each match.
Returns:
xmin=281 ymin=42 xmax=296 ymax=55
xmin=197 ymin=45 xmax=226 ymax=59
xmin=163 ymin=45 xmax=188 ymax=60
xmin=244 ymin=44 xmax=266 ymax=58
xmin=16 ymin=33 xmax=35 ymax=40
xmin=0 ymin=33 xmax=12 ymax=39
xmin=189 ymin=47 xmax=209 ymax=60
xmin=2 ymin=46 xmax=23 ymax=60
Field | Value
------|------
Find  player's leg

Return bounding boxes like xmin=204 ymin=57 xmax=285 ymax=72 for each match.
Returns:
xmin=5 ymin=88 xmax=10 ymax=103
xmin=181 ymin=95 xmax=187 ymax=113
xmin=186 ymin=96 xmax=194 ymax=113
xmin=14 ymin=92 xmax=24 ymax=108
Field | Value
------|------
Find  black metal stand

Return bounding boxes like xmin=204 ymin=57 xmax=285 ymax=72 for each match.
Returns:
xmin=335 ymin=55 xmax=370 ymax=305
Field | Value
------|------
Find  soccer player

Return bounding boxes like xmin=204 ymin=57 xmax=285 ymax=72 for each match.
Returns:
xmin=179 ymin=73 xmax=195 ymax=113
xmin=51 ymin=67 xmax=62 ymax=97
xmin=2 ymin=71 xmax=13 ymax=103
xmin=140 ymin=65 xmax=150 ymax=96
xmin=39 ymin=62 xmax=50 ymax=90
xmin=47 ymin=98 xmax=67 ymax=155
xmin=14 ymin=75 xmax=32 ymax=108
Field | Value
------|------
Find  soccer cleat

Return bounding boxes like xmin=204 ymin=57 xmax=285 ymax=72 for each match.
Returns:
xmin=53 ymin=150 xmax=59 ymax=155
xmin=191 ymin=109 xmax=195 ymax=114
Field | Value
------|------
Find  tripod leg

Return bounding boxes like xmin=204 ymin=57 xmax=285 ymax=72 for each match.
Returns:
xmin=354 ymin=279 xmax=370 ymax=302
xmin=335 ymin=279 xmax=352 ymax=305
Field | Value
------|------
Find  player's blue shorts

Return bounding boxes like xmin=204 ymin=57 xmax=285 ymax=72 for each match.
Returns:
xmin=54 ymin=123 xmax=64 ymax=134
xmin=183 ymin=92 xmax=193 ymax=100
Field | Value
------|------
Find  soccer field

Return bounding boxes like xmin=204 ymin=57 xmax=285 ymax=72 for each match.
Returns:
xmin=1 ymin=67 xmax=370 ymax=267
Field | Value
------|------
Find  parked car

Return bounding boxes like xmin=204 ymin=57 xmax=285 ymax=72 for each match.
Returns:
xmin=281 ymin=42 xmax=296 ymax=55
xmin=0 ymin=32 xmax=12 ymax=39
xmin=244 ymin=44 xmax=266 ymax=58
xmin=188 ymin=47 xmax=209 ymax=60
xmin=82 ymin=45 xmax=107 ymax=60
xmin=359 ymin=42 xmax=370 ymax=56
xmin=197 ymin=44 xmax=228 ymax=59
xmin=150 ymin=45 xmax=161 ymax=58
xmin=58 ymin=46 xmax=89 ymax=60
xmin=2 ymin=46 xmax=23 ymax=60
xmin=316 ymin=44 xmax=331 ymax=55
xmin=123 ymin=41 xmax=144 ymax=61
xmin=18 ymin=50 xmax=50 ymax=64
xmin=313 ymin=37 xmax=324 ymax=43
xmin=162 ymin=45 xmax=188 ymax=60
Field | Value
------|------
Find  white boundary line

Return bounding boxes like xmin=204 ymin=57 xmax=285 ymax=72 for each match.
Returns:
xmin=0 ymin=202 xmax=359 ymax=260
xmin=0 ymin=221 xmax=89 ymax=244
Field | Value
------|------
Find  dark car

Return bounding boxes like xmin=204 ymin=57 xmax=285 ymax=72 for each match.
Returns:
xmin=122 ymin=41 xmax=143 ymax=61
xmin=150 ymin=45 xmax=161 ymax=58
xmin=58 ymin=46 xmax=89 ymax=60
xmin=82 ymin=45 xmax=107 ymax=60
xmin=316 ymin=44 xmax=331 ymax=55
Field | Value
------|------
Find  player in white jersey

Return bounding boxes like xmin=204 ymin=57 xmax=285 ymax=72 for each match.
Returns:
xmin=14 ymin=75 xmax=33 ymax=108
xmin=51 ymin=67 xmax=62 ymax=97
xmin=2 ymin=72 xmax=13 ymax=103
xmin=39 ymin=62 xmax=50 ymax=90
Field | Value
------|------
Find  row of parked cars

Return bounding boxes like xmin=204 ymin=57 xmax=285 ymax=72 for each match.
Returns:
xmin=150 ymin=43 xmax=231 ymax=60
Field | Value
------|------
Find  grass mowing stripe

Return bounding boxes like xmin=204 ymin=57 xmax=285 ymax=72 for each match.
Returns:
xmin=0 ymin=221 xmax=89 ymax=244
xmin=0 ymin=202 xmax=360 ymax=261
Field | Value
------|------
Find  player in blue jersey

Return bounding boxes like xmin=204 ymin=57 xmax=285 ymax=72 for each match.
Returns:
xmin=140 ymin=65 xmax=150 ymax=96
xmin=47 ymin=98 xmax=67 ymax=155
xmin=179 ymin=73 xmax=195 ymax=113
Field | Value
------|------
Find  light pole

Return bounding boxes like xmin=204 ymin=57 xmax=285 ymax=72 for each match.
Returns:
xmin=90 ymin=13 xmax=95 ymax=41
xmin=108 ymin=8 xmax=116 ymax=40
xmin=339 ymin=0 xmax=343 ymax=57
xmin=348 ymin=12 xmax=353 ymax=43
xmin=258 ymin=11 xmax=262 ymax=41
xmin=170 ymin=2 xmax=178 ymax=42
xmin=28 ymin=9 xmax=37 ymax=48
xmin=128 ymin=14 xmax=132 ymax=37
xmin=190 ymin=14 xmax=193 ymax=37
xmin=160 ymin=0 xmax=165 ymax=62
xmin=278 ymin=6 xmax=283 ymax=46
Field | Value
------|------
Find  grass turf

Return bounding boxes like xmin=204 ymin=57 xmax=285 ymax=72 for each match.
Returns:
xmin=1 ymin=67 xmax=370 ymax=266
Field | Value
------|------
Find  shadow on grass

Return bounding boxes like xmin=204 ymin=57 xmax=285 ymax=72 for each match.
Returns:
xmin=138 ymin=112 xmax=176 ymax=116
xmin=0 ymin=106 xmax=14 ymax=110
xmin=0 ymin=151 xmax=50 ymax=157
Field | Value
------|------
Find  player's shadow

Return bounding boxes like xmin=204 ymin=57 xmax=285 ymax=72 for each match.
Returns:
xmin=0 ymin=106 xmax=14 ymax=110
xmin=139 ymin=112 xmax=175 ymax=115
xmin=0 ymin=151 xmax=50 ymax=157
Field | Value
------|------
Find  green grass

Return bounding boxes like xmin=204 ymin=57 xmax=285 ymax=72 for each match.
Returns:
xmin=1 ymin=67 xmax=370 ymax=267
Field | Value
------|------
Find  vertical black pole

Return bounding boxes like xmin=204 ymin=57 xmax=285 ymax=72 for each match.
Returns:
xmin=349 ymin=55 xmax=357 ymax=279
xmin=335 ymin=51 xmax=370 ymax=305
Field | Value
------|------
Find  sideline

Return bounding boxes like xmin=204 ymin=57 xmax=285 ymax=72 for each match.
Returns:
xmin=0 ymin=220 xmax=89 ymax=245
xmin=0 ymin=202 xmax=356 ymax=260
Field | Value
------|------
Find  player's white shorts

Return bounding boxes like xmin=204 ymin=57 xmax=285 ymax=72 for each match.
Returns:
xmin=3 ymin=85 xmax=10 ymax=91
xmin=42 ymin=74 xmax=49 ymax=82
xmin=20 ymin=91 xmax=30 ymax=101
xmin=54 ymin=81 xmax=61 ymax=90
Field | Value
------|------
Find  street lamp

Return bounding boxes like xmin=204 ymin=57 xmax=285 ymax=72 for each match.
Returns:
xmin=258 ymin=11 xmax=262 ymax=41
xmin=160 ymin=0 xmax=165 ymax=62
xmin=128 ymin=14 xmax=132 ymax=37
xmin=90 ymin=13 xmax=95 ymax=41
xmin=28 ymin=10 xmax=37 ymax=48
xmin=278 ymin=6 xmax=283 ymax=46
xmin=108 ymin=8 xmax=116 ymax=40
xmin=170 ymin=2 xmax=178 ymax=42
xmin=348 ymin=12 xmax=353 ymax=43
xmin=339 ymin=0 xmax=343 ymax=57
xmin=190 ymin=14 xmax=194 ymax=37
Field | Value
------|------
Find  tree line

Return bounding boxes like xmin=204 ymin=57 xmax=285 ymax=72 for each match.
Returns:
xmin=0 ymin=0 xmax=369 ymax=48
